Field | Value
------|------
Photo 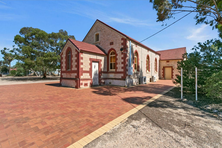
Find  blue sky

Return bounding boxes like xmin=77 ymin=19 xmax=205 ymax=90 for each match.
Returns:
xmin=0 ymin=0 xmax=220 ymax=66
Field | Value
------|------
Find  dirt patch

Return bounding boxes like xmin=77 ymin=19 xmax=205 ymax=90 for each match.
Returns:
xmin=0 ymin=76 xmax=59 ymax=85
xmin=85 ymin=92 xmax=222 ymax=148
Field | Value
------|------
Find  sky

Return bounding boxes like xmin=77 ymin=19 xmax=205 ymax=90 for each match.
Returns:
xmin=0 ymin=0 xmax=220 ymax=66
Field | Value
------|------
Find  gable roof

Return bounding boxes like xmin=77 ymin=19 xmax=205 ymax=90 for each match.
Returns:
xmin=83 ymin=19 xmax=160 ymax=55
xmin=68 ymin=39 xmax=106 ymax=55
xmin=157 ymin=47 xmax=186 ymax=60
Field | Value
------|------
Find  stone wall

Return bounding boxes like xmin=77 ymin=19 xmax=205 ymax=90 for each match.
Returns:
xmin=126 ymin=41 xmax=160 ymax=84
xmin=60 ymin=40 xmax=79 ymax=88
xmin=80 ymin=52 xmax=105 ymax=88
xmin=83 ymin=21 xmax=125 ymax=73
xmin=159 ymin=60 xmax=181 ymax=79
xmin=83 ymin=20 xmax=160 ymax=86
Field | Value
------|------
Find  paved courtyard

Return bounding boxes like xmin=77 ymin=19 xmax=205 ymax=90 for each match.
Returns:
xmin=0 ymin=80 xmax=174 ymax=148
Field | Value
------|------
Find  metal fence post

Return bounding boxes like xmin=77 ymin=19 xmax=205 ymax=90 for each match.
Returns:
xmin=181 ymin=68 xmax=183 ymax=99
xmin=195 ymin=67 xmax=198 ymax=101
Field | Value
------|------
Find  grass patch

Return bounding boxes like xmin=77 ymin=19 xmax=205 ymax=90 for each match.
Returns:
xmin=167 ymin=87 xmax=222 ymax=113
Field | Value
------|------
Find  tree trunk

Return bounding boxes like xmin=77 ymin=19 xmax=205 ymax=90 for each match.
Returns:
xmin=43 ymin=72 xmax=46 ymax=78
xmin=9 ymin=62 xmax=11 ymax=74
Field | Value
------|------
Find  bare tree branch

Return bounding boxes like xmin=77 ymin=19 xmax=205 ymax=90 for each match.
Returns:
xmin=187 ymin=0 xmax=217 ymax=12
xmin=212 ymin=0 xmax=221 ymax=19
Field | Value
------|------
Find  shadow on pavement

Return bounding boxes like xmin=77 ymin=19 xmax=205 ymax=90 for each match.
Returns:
xmin=122 ymin=96 xmax=152 ymax=105
xmin=45 ymin=83 xmax=61 ymax=87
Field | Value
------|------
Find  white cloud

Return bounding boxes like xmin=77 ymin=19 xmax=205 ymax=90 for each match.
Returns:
xmin=0 ymin=4 xmax=10 ymax=9
xmin=63 ymin=2 xmax=153 ymax=27
xmin=186 ymin=24 xmax=209 ymax=42
xmin=0 ymin=1 xmax=6 ymax=4
xmin=82 ymin=0 xmax=109 ymax=6
xmin=109 ymin=16 xmax=152 ymax=26
xmin=0 ymin=13 xmax=26 ymax=21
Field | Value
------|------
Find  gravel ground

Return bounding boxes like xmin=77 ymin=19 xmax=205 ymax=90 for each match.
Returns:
xmin=85 ymin=90 xmax=222 ymax=148
xmin=0 ymin=76 xmax=59 ymax=85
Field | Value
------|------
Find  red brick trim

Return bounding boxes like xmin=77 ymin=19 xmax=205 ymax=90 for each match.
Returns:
xmin=101 ymin=71 xmax=124 ymax=74
xmin=62 ymin=70 xmax=78 ymax=74
xmin=60 ymin=52 xmax=63 ymax=85
xmin=155 ymin=58 xmax=157 ymax=72
xmin=162 ymin=67 xmax=164 ymax=78
xmin=77 ymin=52 xmax=82 ymax=88
xmin=101 ymin=78 xmax=125 ymax=80
xmin=134 ymin=50 xmax=139 ymax=72
xmin=75 ymin=50 xmax=78 ymax=72
xmin=121 ymin=38 xmax=128 ymax=78
xmin=61 ymin=78 xmax=78 ymax=80
xmin=80 ymin=78 xmax=92 ymax=80
xmin=60 ymin=78 xmax=78 ymax=88
xmin=107 ymin=48 xmax=117 ymax=72
xmin=146 ymin=55 xmax=150 ymax=72
xmin=65 ymin=47 xmax=72 ymax=71
xmin=89 ymin=58 xmax=102 ymax=86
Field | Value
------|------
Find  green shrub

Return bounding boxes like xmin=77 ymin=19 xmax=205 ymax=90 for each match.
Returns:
xmin=15 ymin=67 xmax=24 ymax=76
xmin=204 ymin=71 xmax=222 ymax=100
xmin=10 ymin=70 xmax=16 ymax=76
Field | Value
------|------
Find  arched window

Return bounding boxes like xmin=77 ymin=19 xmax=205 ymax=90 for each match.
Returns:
xmin=146 ymin=55 xmax=150 ymax=72
xmin=67 ymin=50 xmax=71 ymax=70
xmin=95 ymin=33 xmax=99 ymax=42
xmin=155 ymin=58 xmax=157 ymax=72
xmin=109 ymin=50 xmax=116 ymax=71
xmin=134 ymin=52 xmax=138 ymax=71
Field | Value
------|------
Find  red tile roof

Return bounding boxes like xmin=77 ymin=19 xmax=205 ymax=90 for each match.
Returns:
xmin=69 ymin=39 xmax=106 ymax=55
xmin=83 ymin=19 xmax=160 ymax=55
xmin=157 ymin=47 xmax=186 ymax=60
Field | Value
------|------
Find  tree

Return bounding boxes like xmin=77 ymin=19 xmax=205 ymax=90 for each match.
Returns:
xmin=150 ymin=0 xmax=222 ymax=28
xmin=13 ymin=27 xmax=75 ymax=78
xmin=0 ymin=60 xmax=3 ymax=73
xmin=1 ymin=48 xmax=15 ymax=72
xmin=49 ymin=29 xmax=75 ymax=56
xmin=13 ymin=62 xmax=25 ymax=76
xmin=204 ymin=70 xmax=222 ymax=100
xmin=174 ymin=39 xmax=222 ymax=93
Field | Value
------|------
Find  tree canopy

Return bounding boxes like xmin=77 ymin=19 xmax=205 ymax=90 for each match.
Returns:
xmin=1 ymin=48 xmax=15 ymax=71
xmin=174 ymin=39 xmax=222 ymax=93
xmin=150 ymin=0 xmax=222 ymax=28
xmin=12 ymin=27 xmax=75 ymax=77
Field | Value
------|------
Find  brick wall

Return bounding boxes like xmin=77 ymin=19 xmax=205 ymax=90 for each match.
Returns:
xmin=79 ymin=52 xmax=105 ymax=88
xmin=60 ymin=40 xmax=79 ymax=88
xmin=83 ymin=21 xmax=160 ymax=85
xmin=159 ymin=60 xmax=181 ymax=79
xmin=83 ymin=21 xmax=125 ymax=75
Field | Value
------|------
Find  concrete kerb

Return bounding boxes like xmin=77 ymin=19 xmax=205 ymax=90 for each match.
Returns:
xmin=67 ymin=85 xmax=176 ymax=148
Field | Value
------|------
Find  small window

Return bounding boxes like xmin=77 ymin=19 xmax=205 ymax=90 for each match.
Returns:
xmin=155 ymin=58 xmax=157 ymax=72
xmin=67 ymin=50 xmax=71 ymax=70
xmin=134 ymin=52 xmax=138 ymax=71
xmin=95 ymin=33 xmax=99 ymax=42
xmin=146 ymin=56 xmax=150 ymax=72
xmin=109 ymin=51 xmax=116 ymax=71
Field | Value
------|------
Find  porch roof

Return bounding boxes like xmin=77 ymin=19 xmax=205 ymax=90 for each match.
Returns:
xmin=69 ymin=39 xmax=106 ymax=55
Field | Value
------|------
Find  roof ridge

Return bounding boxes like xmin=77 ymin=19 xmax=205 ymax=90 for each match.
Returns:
xmin=84 ymin=19 xmax=160 ymax=55
xmin=157 ymin=47 xmax=186 ymax=52
xmin=68 ymin=39 xmax=106 ymax=55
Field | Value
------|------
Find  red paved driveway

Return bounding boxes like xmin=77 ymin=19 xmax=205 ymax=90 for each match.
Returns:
xmin=0 ymin=80 xmax=174 ymax=148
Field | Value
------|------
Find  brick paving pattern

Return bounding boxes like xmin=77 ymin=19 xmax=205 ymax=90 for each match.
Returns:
xmin=0 ymin=80 xmax=174 ymax=148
